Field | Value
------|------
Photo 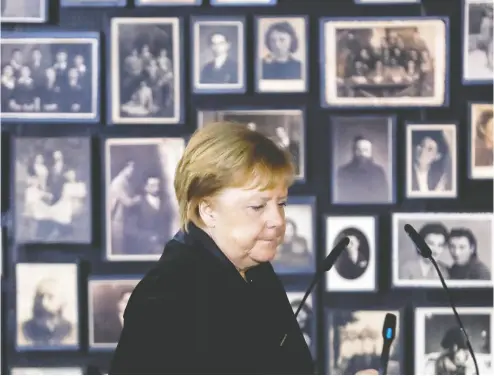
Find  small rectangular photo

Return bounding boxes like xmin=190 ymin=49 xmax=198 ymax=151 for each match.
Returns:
xmin=255 ymin=16 xmax=308 ymax=93
xmin=392 ymin=212 xmax=493 ymax=288
xmin=191 ymin=16 xmax=246 ymax=94
xmin=88 ymin=277 xmax=140 ymax=349
xmin=16 ymin=263 xmax=79 ymax=350
xmin=325 ymin=216 xmax=376 ymax=292
xmin=320 ymin=17 xmax=448 ymax=108
xmin=13 ymin=136 xmax=91 ymax=244
xmin=198 ymin=109 xmax=305 ymax=181
xmin=463 ymin=0 xmax=493 ymax=84
xmin=415 ymin=307 xmax=493 ymax=375
xmin=61 ymin=0 xmax=126 ymax=7
xmin=110 ymin=17 xmax=182 ymax=124
xmin=1 ymin=32 xmax=100 ymax=123
xmin=272 ymin=196 xmax=315 ymax=275
xmin=327 ymin=309 xmax=402 ymax=375
xmin=1 ymin=0 xmax=47 ymax=23
xmin=210 ymin=0 xmax=277 ymax=6
xmin=135 ymin=0 xmax=202 ymax=5
xmin=286 ymin=291 xmax=315 ymax=355
xmin=354 ymin=0 xmax=421 ymax=4
xmin=331 ymin=115 xmax=395 ymax=204
xmin=11 ymin=367 xmax=83 ymax=375
xmin=405 ymin=123 xmax=457 ymax=198
xmin=105 ymin=137 xmax=184 ymax=261
xmin=469 ymin=102 xmax=493 ymax=179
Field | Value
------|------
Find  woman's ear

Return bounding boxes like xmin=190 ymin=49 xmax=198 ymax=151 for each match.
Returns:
xmin=198 ymin=199 xmax=216 ymax=228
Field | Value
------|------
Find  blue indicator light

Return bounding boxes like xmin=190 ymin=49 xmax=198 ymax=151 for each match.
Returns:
xmin=386 ymin=328 xmax=393 ymax=339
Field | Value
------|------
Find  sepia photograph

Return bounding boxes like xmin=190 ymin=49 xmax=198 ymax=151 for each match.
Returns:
xmin=14 ymin=137 xmax=91 ymax=244
xmin=415 ymin=307 xmax=493 ymax=375
xmin=11 ymin=367 xmax=83 ymax=375
xmin=354 ymin=0 xmax=421 ymax=4
xmin=105 ymin=137 xmax=184 ymax=261
xmin=1 ymin=0 xmax=47 ymax=23
xmin=325 ymin=216 xmax=377 ymax=292
xmin=16 ymin=263 xmax=79 ymax=350
xmin=331 ymin=115 xmax=395 ymax=204
xmin=320 ymin=17 xmax=448 ymax=108
xmin=110 ymin=18 xmax=182 ymax=124
xmin=135 ymin=0 xmax=202 ymax=5
xmin=469 ymin=102 xmax=493 ymax=179
xmin=88 ymin=277 xmax=140 ymax=349
xmin=1 ymin=32 xmax=100 ymax=122
xmin=191 ymin=16 xmax=245 ymax=93
xmin=271 ymin=196 xmax=315 ymax=275
xmin=392 ymin=212 xmax=493 ymax=288
xmin=210 ymin=0 xmax=277 ymax=5
xmin=327 ymin=309 xmax=402 ymax=375
xmin=463 ymin=0 xmax=493 ymax=84
xmin=198 ymin=109 xmax=305 ymax=181
xmin=406 ymin=123 xmax=457 ymax=198
xmin=61 ymin=0 xmax=126 ymax=7
xmin=286 ymin=291 xmax=315 ymax=354
xmin=255 ymin=16 xmax=308 ymax=93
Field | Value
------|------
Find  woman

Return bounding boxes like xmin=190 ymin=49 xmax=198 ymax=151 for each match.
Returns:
xmin=109 ymin=122 xmax=376 ymax=375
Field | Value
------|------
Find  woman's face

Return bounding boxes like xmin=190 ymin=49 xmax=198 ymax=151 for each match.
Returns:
xmin=268 ymin=30 xmax=292 ymax=58
xmin=481 ymin=117 xmax=493 ymax=144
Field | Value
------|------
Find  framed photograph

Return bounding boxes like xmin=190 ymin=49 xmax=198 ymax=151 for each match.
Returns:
xmin=109 ymin=17 xmax=182 ymax=124
xmin=1 ymin=0 xmax=47 ymax=23
xmin=88 ymin=276 xmax=141 ymax=349
xmin=135 ymin=0 xmax=202 ymax=5
xmin=255 ymin=16 xmax=308 ymax=93
xmin=13 ymin=137 xmax=91 ymax=244
xmin=16 ymin=263 xmax=79 ymax=350
xmin=271 ymin=196 xmax=315 ymax=275
xmin=325 ymin=216 xmax=377 ymax=292
xmin=320 ymin=17 xmax=448 ymax=108
xmin=392 ymin=212 xmax=493 ymax=288
xmin=191 ymin=16 xmax=246 ymax=94
xmin=105 ymin=137 xmax=184 ymax=261
xmin=405 ymin=123 xmax=457 ymax=198
xmin=286 ymin=291 xmax=316 ymax=355
xmin=415 ymin=307 xmax=493 ymax=375
xmin=61 ymin=0 xmax=126 ymax=7
xmin=11 ymin=368 xmax=83 ymax=375
xmin=354 ymin=0 xmax=421 ymax=4
xmin=1 ymin=32 xmax=100 ymax=123
xmin=462 ymin=0 xmax=493 ymax=84
xmin=198 ymin=109 xmax=306 ymax=181
xmin=327 ymin=309 xmax=403 ymax=375
xmin=210 ymin=0 xmax=277 ymax=6
xmin=331 ymin=115 xmax=395 ymax=204
xmin=469 ymin=102 xmax=493 ymax=179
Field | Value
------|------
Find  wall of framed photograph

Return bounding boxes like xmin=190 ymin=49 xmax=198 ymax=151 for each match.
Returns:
xmin=0 ymin=0 xmax=492 ymax=374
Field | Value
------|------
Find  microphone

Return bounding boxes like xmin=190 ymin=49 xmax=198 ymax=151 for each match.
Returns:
xmin=378 ymin=313 xmax=397 ymax=375
xmin=280 ymin=236 xmax=349 ymax=346
xmin=403 ymin=224 xmax=480 ymax=375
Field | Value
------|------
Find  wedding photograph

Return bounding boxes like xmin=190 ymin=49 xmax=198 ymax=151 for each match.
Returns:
xmin=61 ymin=0 xmax=126 ymax=6
xmin=1 ymin=0 xmax=47 ymax=23
xmin=109 ymin=17 xmax=182 ymax=124
xmin=1 ymin=32 xmax=100 ymax=122
xmin=286 ymin=291 xmax=315 ymax=355
xmin=104 ymin=137 xmax=184 ymax=261
xmin=392 ymin=212 xmax=493 ymax=288
xmin=325 ymin=216 xmax=377 ymax=292
xmin=469 ymin=102 xmax=493 ymax=179
xmin=13 ymin=136 xmax=91 ymax=244
xmin=320 ymin=17 xmax=448 ymax=108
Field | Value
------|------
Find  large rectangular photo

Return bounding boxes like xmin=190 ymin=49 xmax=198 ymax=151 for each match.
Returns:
xmin=320 ymin=17 xmax=448 ymax=108
xmin=469 ymin=102 xmax=493 ymax=179
xmin=415 ymin=307 xmax=493 ymax=375
xmin=104 ymin=137 xmax=184 ymax=261
xmin=392 ymin=212 xmax=493 ymax=288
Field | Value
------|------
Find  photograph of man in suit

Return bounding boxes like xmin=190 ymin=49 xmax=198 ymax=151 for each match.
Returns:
xmin=334 ymin=227 xmax=370 ymax=280
xmin=273 ymin=218 xmax=312 ymax=271
xmin=200 ymin=31 xmax=238 ymax=84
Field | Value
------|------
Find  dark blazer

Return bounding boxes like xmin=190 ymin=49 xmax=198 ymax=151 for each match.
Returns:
xmin=109 ymin=223 xmax=314 ymax=375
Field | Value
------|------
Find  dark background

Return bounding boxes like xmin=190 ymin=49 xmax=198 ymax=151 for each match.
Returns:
xmin=1 ymin=0 xmax=493 ymax=374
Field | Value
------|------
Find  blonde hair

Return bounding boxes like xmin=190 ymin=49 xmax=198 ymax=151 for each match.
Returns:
xmin=174 ymin=122 xmax=295 ymax=231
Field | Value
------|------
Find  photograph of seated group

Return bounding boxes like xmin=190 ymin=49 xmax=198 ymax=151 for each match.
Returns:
xmin=0 ymin=0 xmax=492 ymax=375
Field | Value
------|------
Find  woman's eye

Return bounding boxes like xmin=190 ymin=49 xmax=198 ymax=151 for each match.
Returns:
xmin=279 ymin=202 xmax=287 ymax=207
xmin=251 ymin=205 xmax=264 ymax=211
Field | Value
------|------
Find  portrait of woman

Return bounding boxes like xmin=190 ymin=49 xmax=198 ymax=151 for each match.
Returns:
xmin=474 ymin=107 xmax=493 ymax=167
xmin=333 ymin=227 xmax=370 ymax=280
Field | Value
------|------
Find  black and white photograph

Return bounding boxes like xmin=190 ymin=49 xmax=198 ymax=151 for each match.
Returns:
xmin=1 ymin=32 xmax=100 ymax=123
xmin=0 ymin=0 xmax=47 ymax=23
xmin=354 ymin=0 xmax=421 ymax=4
xmin=16 ymin=263 xmax=79 ymax=350
xmin=331 ymin=115 xmax=395 ymax=204
xmin=191 ymin=16 xmax=245 ymax=94
xmin=406 ymin=123 xmax=457 ymax=198
xmin=88 ymin=277 xmax=140 ymax=349
xmin=327 ymin=309 xmax=402 ymax=375
xmin=198 ymin=109 xmax=305 ymax=181
xmin=463 ymin=0 xmax=493 ymax=84
xmin=11 ymin=367 xmax=83 ymax=375
xmin=415 ymin=307 xmax=493 ymax=375
xmin=135 ymin=0 xmax=202 ymax=5
xmin=105 ymin=137 xmax=184 ymax=261
xmin=469 ymin=102 xmax=493 ymax=179
xmin=61 ymin=0 xmax=126 ymax=7
xmin=110 ymin=18 xmax=182 ymax=124
xmin=13 ymin=137 xmax=91 ymax=244
xmin=210 ymin=0 xmax=277 ymax=5
xmin=286 ymin=292 xmax=315 ymax=354
xmin=271 ymin=196 xmax=315 ymax=275
xmin=325 ymin=216 xmax=376 ymax=292
xmin=320 ymin=17 xmax=448 ymax=108
xmin=392 ymin=213 xmax=493 ymax=288
xmin=255 ymin=16 xmax=308 ymax=93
